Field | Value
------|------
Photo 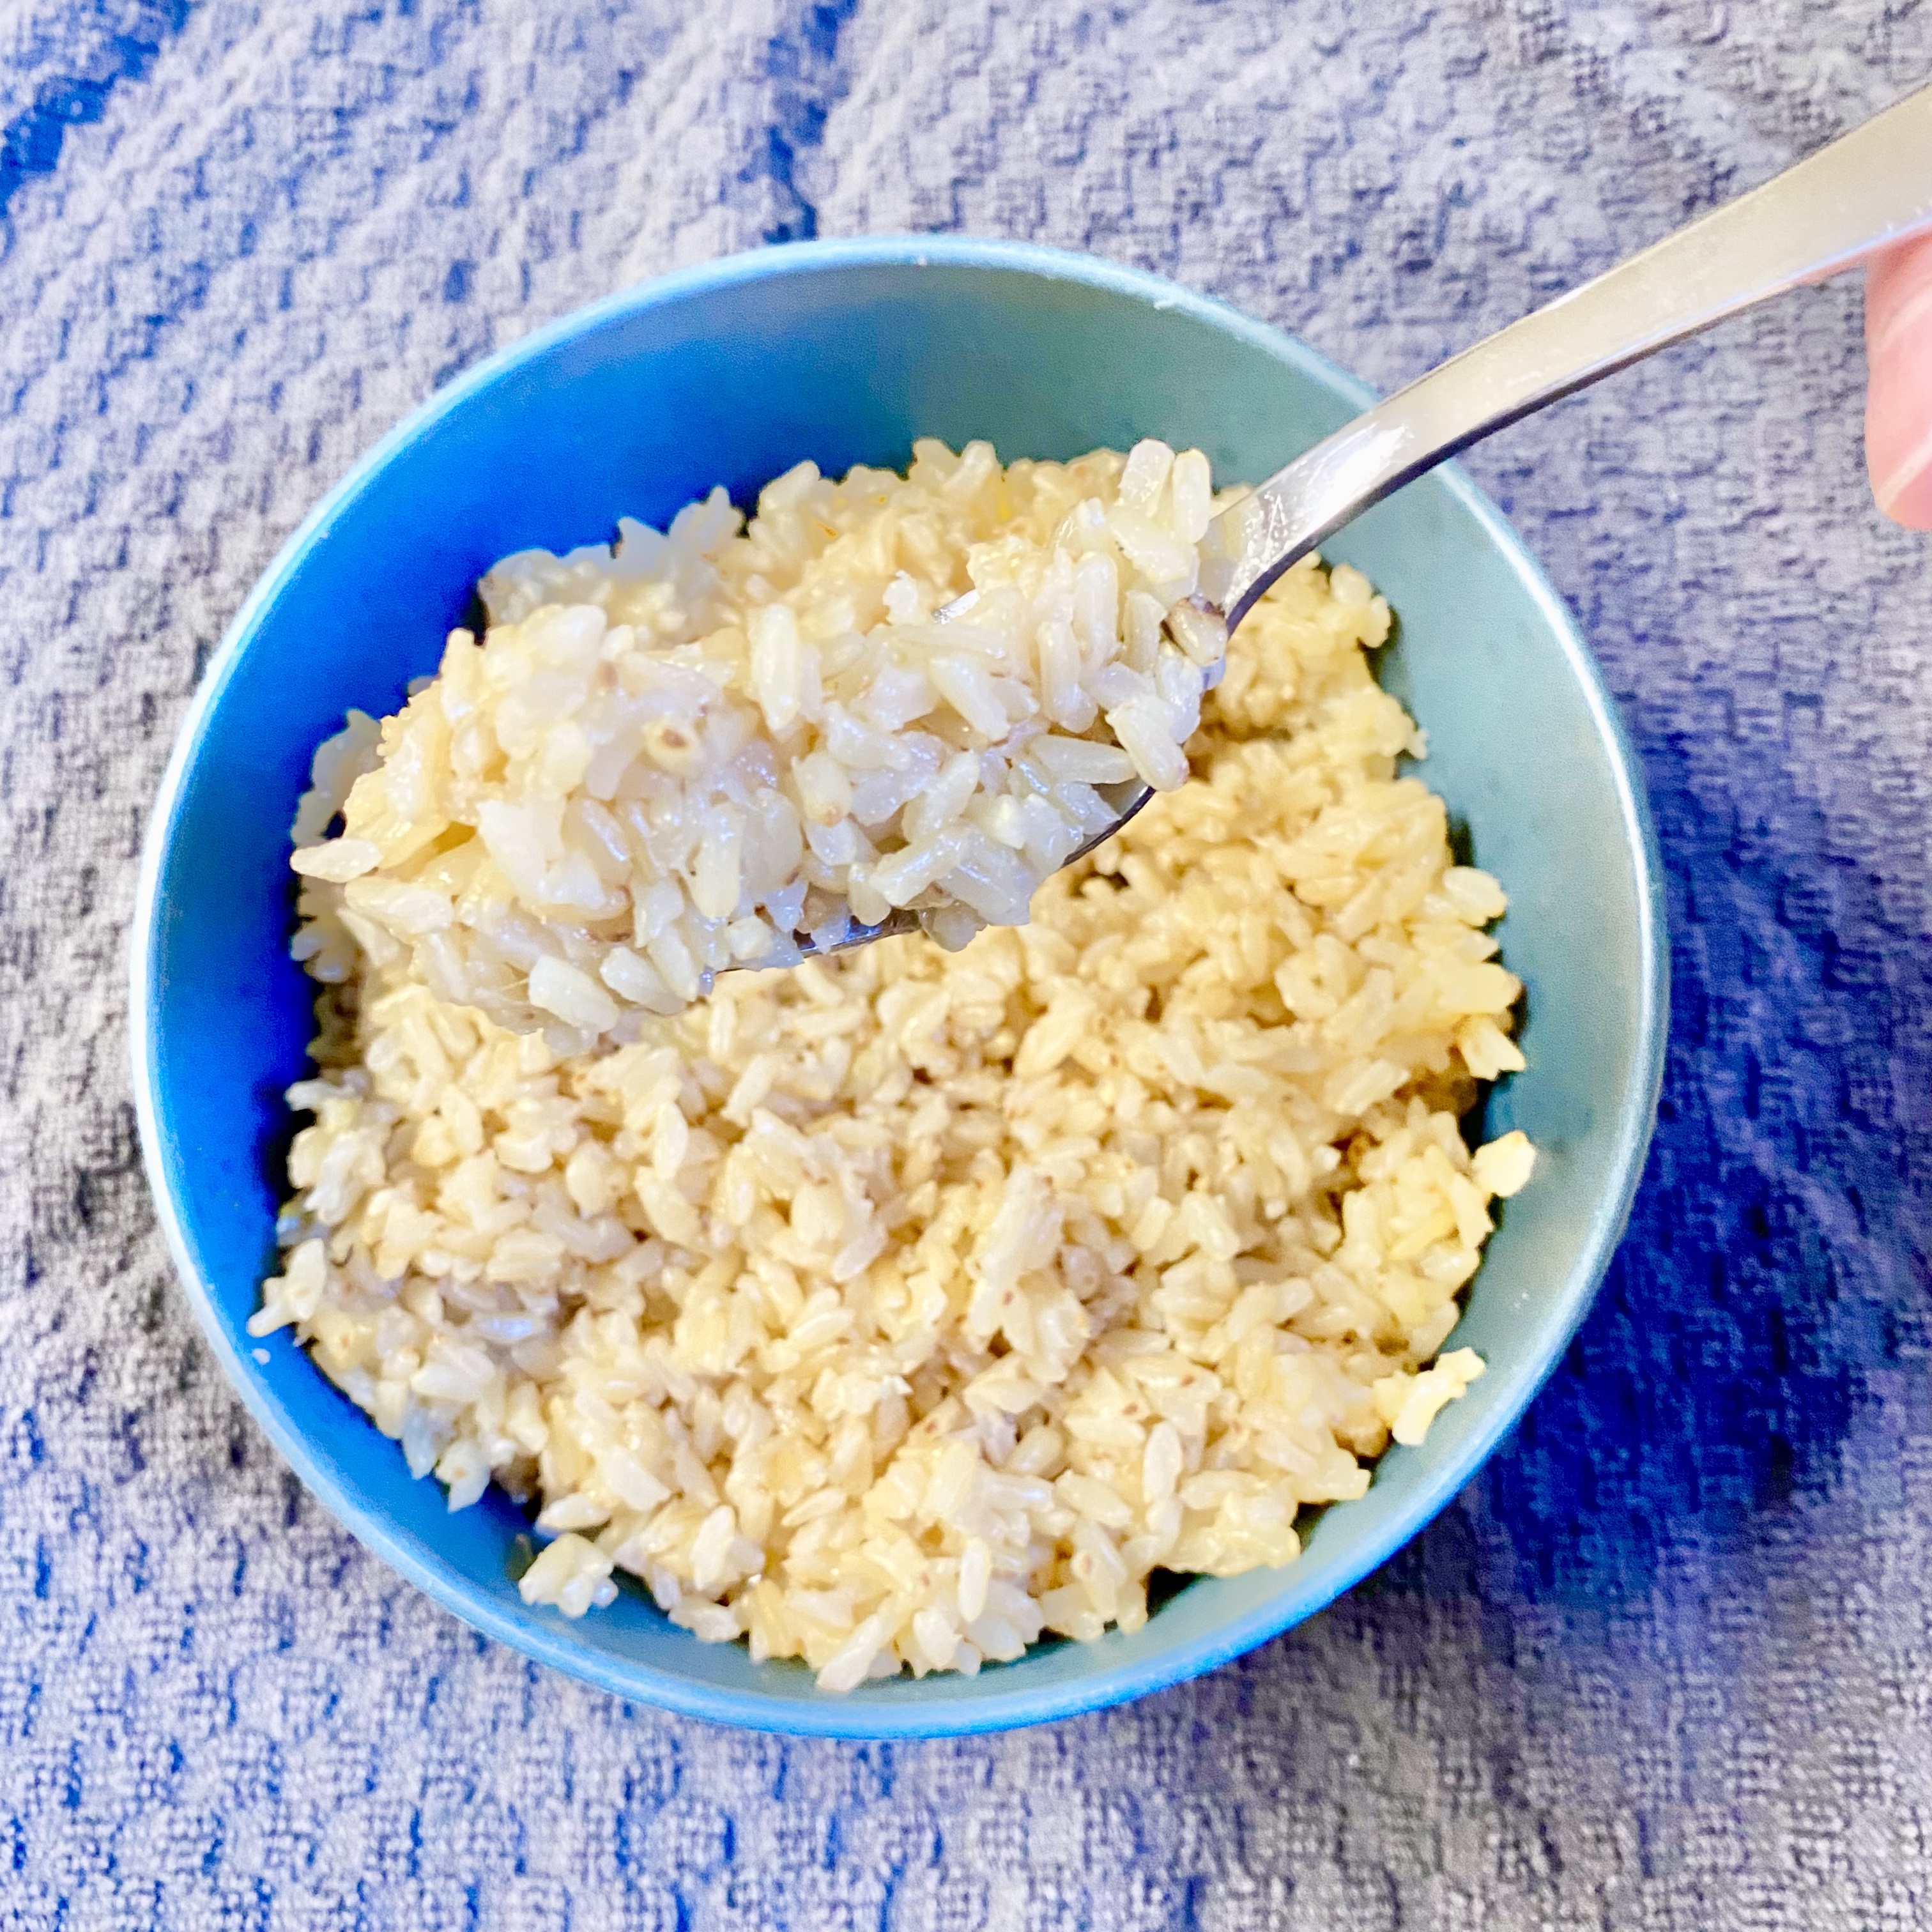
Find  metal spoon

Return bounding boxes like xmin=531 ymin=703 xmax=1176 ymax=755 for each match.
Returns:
xmin=802 ymin=80 xmax=1932 ymax=958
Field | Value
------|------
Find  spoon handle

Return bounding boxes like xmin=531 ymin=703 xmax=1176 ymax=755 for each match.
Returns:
xmin=1204 ymin=82 xmax=1932 ymax=629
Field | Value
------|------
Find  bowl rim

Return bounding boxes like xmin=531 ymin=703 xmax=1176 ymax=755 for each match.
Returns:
xmin=130 ymin=232 xmax=1669 ymax=1738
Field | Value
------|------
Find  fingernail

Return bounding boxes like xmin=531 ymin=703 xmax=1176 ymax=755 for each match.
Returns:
xmin=1871 ymin=273 xmax=1932 ymax=359
xmin=1874 ymin=425 xmax=1932 ymax=529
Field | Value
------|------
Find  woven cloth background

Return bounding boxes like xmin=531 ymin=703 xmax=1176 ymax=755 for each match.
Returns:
xmin=3 ymin=3 xmax=1931 ymax=1925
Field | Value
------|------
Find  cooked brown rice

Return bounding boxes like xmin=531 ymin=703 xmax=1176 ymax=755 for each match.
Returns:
xmin=256 ymin=444 xmax=1535 ymax=1690
xmin=288 ymin=439 xmax=1230 ymax=1045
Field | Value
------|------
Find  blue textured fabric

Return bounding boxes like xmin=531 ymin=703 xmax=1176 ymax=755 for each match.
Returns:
xmin=3 ymin=3 xmax=1930 ymax=1925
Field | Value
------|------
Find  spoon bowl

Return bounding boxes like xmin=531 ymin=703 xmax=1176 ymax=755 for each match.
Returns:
xmin=791 ymin=77 xmax=1932 ymax=955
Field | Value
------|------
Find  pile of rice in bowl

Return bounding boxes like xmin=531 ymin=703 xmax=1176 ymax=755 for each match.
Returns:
xmin=256 ymin=441 xmax=1535 ymax=1692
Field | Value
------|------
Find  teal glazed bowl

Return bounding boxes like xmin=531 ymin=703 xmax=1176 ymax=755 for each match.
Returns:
xmin=132 ymin=237 xmax=1667 ymax=1738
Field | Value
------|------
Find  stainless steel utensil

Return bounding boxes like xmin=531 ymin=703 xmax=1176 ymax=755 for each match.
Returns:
xmin=803 ymin=82 xmax=1932 ymax=958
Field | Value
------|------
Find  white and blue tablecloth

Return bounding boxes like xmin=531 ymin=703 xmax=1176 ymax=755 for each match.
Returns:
xmin=4 ymin=3 xmax=1931 ymax=1925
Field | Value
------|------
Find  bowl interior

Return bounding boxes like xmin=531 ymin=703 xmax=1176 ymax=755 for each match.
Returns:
xmin=134 ymin=239 xmax=1665 ymax=1737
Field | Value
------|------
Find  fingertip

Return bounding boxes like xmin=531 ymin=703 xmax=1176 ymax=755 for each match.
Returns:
xmin=1869 ymin=406 xmax=1932 ymax=528
xmin=1876 ymin=466 xmax=1932 ymax=532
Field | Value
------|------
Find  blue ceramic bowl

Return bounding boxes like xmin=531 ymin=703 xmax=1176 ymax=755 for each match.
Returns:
xmin=132 ymin=237 xmax=1667 ymax=1738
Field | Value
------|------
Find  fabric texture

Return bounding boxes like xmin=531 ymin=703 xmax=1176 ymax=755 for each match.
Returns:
xmin=3 ymin=2 xmax=1931 ymax=1925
